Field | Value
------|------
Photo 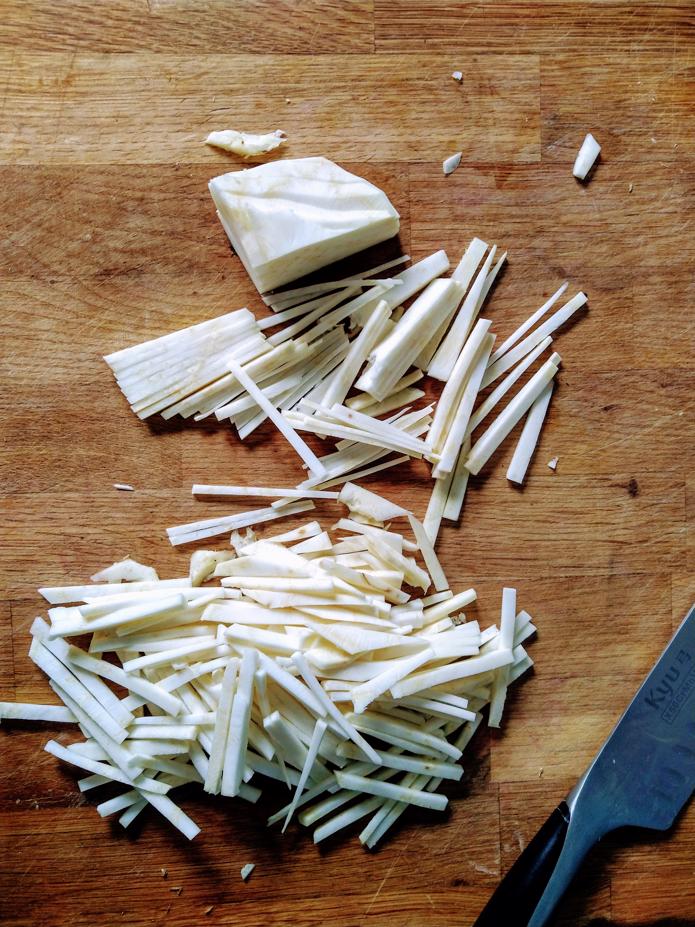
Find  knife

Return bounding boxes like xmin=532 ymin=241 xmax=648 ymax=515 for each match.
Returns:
xmin=473 ymin=604 xmax=695 ymax=927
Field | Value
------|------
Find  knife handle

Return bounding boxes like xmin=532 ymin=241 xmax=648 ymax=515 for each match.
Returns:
xmin=472 ymin=802 xmax=571 ymax=927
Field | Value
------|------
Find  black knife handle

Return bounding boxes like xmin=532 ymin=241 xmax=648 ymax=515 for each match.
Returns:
xmin=473 ymin=802 xmax=571 ymax=927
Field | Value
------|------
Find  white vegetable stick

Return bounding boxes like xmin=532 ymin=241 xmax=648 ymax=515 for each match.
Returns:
xmin=421 ymin=594 xmax=477 ymax=626
xmin=67 ymin=647 xmax=183 ymax=716
xmin=268 ymin=286 xmax=362 ymax=346
xmin=250 ymin=522 xmax=322 ymax=547
xmin=407 ymin=515 xmax=448 ymax=592
xmin=122 ymin=638 xmax=227 ymax=673
xmin=0 ymin=702 xmax=75 ymax=723
xmin=263 ymin=712 xmax=309 ymax=770
xmin=29 ymin=636 xmax=128 ymax=744
xmin=506 ymin=380 xmax=555 ymax=485
xmin=68 ymin=594 xmax=187 ymax=637
xmin=391 ymin=648 xmax=514 ymax=698
xmin=335 ymin=772 xmax=447 ymax=811
xmin=39 ymin=577 xmax=192 ymax=605
xmin=351 ymin=250 xmax=450 ymax=328
xmin=423 ymin=466 xmax=455 ymax=544
xmin=338 ymin=745 xmax=462 ymax=780
xmin=488 ymin=588 xmax=517 ymax=728
xmin=354 ymin=387 xmax=426 ymax=420
xmin=140 ymin=789 xmax=201 ymax=840
xmin=118 ymin=798 xmax=147 ymax=827
xmin=351 ymin=647 xmax=433 ymax=714
xmin=357 ymin=279 xmax=464 ymax=400
xmin=433 ymin=332 xmax=495 ymax=477
xmin=427 ymin=317 xmax=493 ymax=454
xmin=478 ymin=250 xmax=507 ymax=308
xmin=222 ymin=576 xmax=333 ymax=594
xmin=396 ymin=695 xmax=476 ymax=722
xmin=224 ymin=624 xmax=298 ymax=656
xmin=313 ymin=795 xmax=383 ymax=843
xmin=167 ymin=500 xmax=315 ymax=545
xmin=227 ymin=359 xmax=326 ymax=478
xmin=364 ymin=537 xmax=429 ymax=592
xmin=349 ymin=711 xmax=460 ymax=760
xmin=286 ymin=412 xmax=429 ymax=460
xmin=346 ymin=369 xmax=424 ymax=412
xmin=128 ymin=725 xmax=197 ymax=741
xmin=489 ymin=284 xmax=568 ymax=365
xmin=44 ymin=740 xmax=137 ymax=789
xmin=204 ymin=659 xmax=239 ymax=794
xmin=189 ymin=550 xmax=236 ymax=586
xmin=275 ymin=340 xmax=351 ymax=419
xmin=221 ymin=649 xmax=257 ymax=797
xmin=451 ymin=238 xmax=488 ymax=290
xmin=290 ymin=284 xmax=390 ymax=348
xmin=481 ymin=292 xmax=585 ymax=388
xmin=49 ymin=683 xmax=167 ymax=791
xmin=97 ymin=789 xmax=140 ymax=818
xmin=265 ymin=256 xmax=408 ymax=305
xmin=466 ymin=358 xmax=559 ymax=475
xmin=290 ymin=652 xmax=379 ymax=764
xmin=573 ymin=132 xmax=601 ymax=180
xmin=469 ymin=336 xmax=553 ymax=433
xmin=321 ymin=299 xmax=392 ymax=408
xmin=300 ymin=407 xmax=430 ymax=486
xmin=428 ymin=246 xmax=496 ymax=381
xmin=442 ymin=436 xmax=471 ymax=521
xmin=282 ymin=718 xmax=327 ymax=831
xmin=192 ymin=484 xmax=339 ymax=501
xmin=256 ymin=652 xmax=325 ymax=718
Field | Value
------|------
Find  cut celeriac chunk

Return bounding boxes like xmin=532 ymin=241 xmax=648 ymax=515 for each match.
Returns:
xmin=209 ymin=157 xmax=400 ymax=293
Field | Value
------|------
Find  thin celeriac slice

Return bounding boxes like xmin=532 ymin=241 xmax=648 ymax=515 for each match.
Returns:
xmin=466 ymin=357 xmax=559 ymax=475
xmin=506 ymin=380 xmax=555 ymax=485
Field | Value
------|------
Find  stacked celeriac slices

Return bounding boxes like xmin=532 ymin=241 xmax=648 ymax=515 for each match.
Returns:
xmin=104 ymin=239 xmax=586 ymax=543
xmin=2 ymin=513 xmax=534 ymax=846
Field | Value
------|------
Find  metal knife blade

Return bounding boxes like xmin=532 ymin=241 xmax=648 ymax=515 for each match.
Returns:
xmin=528 ymin=604 xmax=695 ymax=926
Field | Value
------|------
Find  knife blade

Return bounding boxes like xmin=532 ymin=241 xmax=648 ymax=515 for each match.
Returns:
xmin=473 ymin=604 xmax=695 ymax=927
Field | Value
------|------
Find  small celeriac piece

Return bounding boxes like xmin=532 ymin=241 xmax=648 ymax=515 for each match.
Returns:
xmin=572 ymin=133 xmax=601 ymax=180
xmin=91 ymin=558 xmax=159 ymax=584
xmin=338 ymin=482 xmax=410 ymax=525
xmin=206 ymin=129 xmax=287 ymax=157
xmin=240 ymin=863 xmax=256 ymax=881
xmin=443 ymin=152 xmax=462 ymax=175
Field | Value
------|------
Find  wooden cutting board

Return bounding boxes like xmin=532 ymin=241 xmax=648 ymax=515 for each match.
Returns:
xmin=1 ymin=3 xmax=693 ymax=925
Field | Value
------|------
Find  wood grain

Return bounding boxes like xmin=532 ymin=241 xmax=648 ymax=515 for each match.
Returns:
xmin=1 ymin=2 xmax=693 ymax=926
xmin=0 ymin=1 xmax=375 ymax=53
xmin=0 ymin=53 xmax=539 ymax=164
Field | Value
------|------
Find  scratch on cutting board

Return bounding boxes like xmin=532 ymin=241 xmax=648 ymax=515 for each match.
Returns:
xmin=592 ymin=405 xmax=692 ymax=455
xmin=364 ymin=834 xmax=413 ymax=915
